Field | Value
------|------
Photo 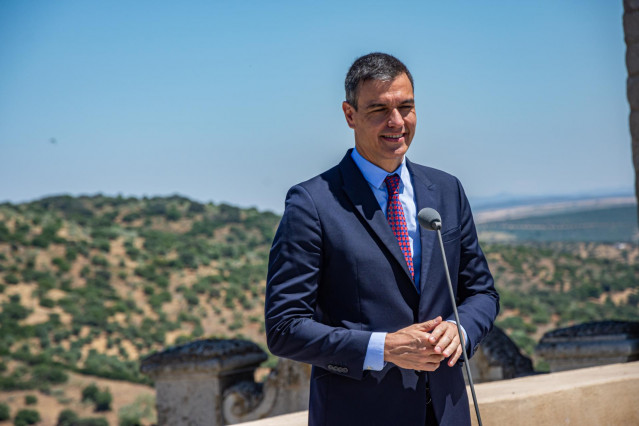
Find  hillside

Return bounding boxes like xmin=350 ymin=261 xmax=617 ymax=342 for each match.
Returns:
xmin=0 ymin=195 xmax=637 ymax=423
xmin=477 ymin=203 xmax=638 ymax=242
xmin=483 ymin=242 xmax=638 ymax=359
xmin=0 ymin=195 xmax=278 ymax=424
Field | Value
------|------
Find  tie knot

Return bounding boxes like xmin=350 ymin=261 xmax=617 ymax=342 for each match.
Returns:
xmin=385 ymin=174 xmax=400 ymax=195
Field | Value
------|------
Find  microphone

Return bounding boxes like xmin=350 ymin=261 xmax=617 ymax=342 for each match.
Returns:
xmin=417 ymin=207 xmax=442 ymax=231
xmin=418 ymin=207 xmax=483 ymax=426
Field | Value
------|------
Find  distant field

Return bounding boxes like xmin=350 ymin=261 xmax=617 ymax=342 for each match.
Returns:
xmin=477 ymin=205 xmax=638 ymax=242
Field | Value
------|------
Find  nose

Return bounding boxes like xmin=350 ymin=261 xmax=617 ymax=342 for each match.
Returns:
xmin=387 ymin=108 xmax=404 ymax=128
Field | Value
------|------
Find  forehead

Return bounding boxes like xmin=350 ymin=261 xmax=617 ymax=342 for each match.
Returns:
xmin=357 ymin=73 xmax=414 ymax=107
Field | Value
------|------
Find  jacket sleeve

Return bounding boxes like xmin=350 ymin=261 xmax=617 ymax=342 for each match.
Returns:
xmin=448 ymin=178 xmax=500 ymax=358
xmin=265 ymin=184 xmax=371 ymax=380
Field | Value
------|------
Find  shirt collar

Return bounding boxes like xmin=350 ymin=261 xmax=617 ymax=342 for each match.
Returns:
xmin=351 ymin=147 xmax=408 ymax=190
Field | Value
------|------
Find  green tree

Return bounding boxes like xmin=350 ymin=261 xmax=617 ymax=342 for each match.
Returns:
xmin=56 ymin=409 xmax=78 ymax=426
xmin=94 ymin=388 xmax=112 ymax=412
xmin=73 ymin=418 xmax=108 ymax=426
xmin=14 ymin=409 xmax=40 ymax=426
xmin=0 ymin=402 xmax=9 ymax=421
xmin=32 ymin=365 xmax=68 ymax=384
xmin=81 ymin=383 xmax=99 ymax=402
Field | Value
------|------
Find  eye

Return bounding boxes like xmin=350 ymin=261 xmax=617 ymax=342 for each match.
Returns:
xmin=367 ymin=108 xmax=386 ymax=116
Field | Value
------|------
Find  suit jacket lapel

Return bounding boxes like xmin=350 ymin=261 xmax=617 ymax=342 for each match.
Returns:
xmin=338 ymin=151 xmax=415 ymax=286
xmin=406 ymin=159 xmax=438 ymax=295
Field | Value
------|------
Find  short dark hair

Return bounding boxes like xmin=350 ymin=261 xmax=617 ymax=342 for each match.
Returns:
xmin=344 ymin=52 xmax=414 ymax=110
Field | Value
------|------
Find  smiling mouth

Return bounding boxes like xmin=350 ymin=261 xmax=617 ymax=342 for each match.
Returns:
xmin=381 ymin=133 xmax=405 ymax=142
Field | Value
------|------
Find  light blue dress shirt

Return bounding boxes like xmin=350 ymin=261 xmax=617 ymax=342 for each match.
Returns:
xmin=350 ymin=148 xmax=466 ymax=371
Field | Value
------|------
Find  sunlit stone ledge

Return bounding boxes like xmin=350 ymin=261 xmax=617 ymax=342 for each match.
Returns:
xmin=239 ymin=362 xmax=639 ymax=426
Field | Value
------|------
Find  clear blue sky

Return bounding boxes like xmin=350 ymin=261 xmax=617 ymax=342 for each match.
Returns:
xmin=0 ymin=0 xmax=631 ymax=212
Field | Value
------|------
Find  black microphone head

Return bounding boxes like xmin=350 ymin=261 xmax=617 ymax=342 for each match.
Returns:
xmin=418 ymin=208 xmax=442 ymax=231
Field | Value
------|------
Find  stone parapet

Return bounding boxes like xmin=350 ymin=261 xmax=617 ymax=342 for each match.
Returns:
xmin=239 ymin=362 xmax=639 ymax=426
xmin=536 ymin=321 xmax=639 ymax=372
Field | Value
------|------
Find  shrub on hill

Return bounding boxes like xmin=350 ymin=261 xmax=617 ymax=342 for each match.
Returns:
xmin=144 ymin=201 xmax=167 ymax=216
xmin=4 ymin=273 xmax=19 ymax=284
xmin=75 ymin=418 xmax=108 ymax=426
xmin=32 ymin=222 xmax=64 ymax=248
xmin=11 ymin=222 xmax=30 ymax=245
xmin=52 ymin=256 xmax=71 ymax=273
xmin=118 ymin=393 xmax=155 ymax=426
xmin=91 ymin=256 xmax=109 ymax=267
xmin=13 ymin=409 xmax=40 ymax=426
xmin=39 ymin=297 xmax=55 ymax=308
xmin=148 ymin=291 xmax=171 ymax=311
xmin=187 ymin=201 xmax=205 ymax=214
xmin=166 ymin=206 xmax=181 ymax=221
xmin=0 ymin=223 xmax=10 ymax=242
xmin=81 ymin=383 xmax=99 ymax=402
xmin=2 ymin=294 xmax=30 ymax=322
xmin=94 ymin=388 xmax=112 ymax=412
xmin=32 ymin=364 xmax=68 ymax=384
xmin=81 ymin=382 xmax=112 ymax=411
xmin=57 ymin=409 xmax=108 ymax=426
xmin=56 ymin=409 xmax=79 ymax=426
xmin=0 ymin=402 xmax=9 ymax=421
xmin=81 ymin=352 xmax=148 ymax=384
xmin=34 ymin=196 xmax=93 ymax=222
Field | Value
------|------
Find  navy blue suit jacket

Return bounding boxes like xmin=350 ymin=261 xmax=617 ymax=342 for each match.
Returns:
xmin=265 ymin=151 xmax=499 ymax=426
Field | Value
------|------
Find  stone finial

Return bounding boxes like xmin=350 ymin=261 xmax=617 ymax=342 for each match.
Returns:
xmin=140 ymin=339 xmax=268 ymax=426
xmin=469 ymin=326 xmax=535 ymax=383
xmin=222 ymin=358 xmax=311 ymax=424
xmin=141 ymin=338 xmax=267 ymax=376
xmin=536 ymin=321 xmax=639 ymax=373
xmin=140 ymin=339 xmax=311 ymax=425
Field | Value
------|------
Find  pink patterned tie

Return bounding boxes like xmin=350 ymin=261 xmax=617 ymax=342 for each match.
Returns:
xmin=384 ymin=174 xmax=414 ymax=280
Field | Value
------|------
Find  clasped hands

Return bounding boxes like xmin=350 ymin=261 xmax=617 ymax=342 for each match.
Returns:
xmin=383 ymin=316 xmax=463 ymax=371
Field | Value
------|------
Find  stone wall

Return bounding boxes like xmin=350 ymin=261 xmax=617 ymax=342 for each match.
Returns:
xmin=140 ymin=339 xmax=310 ymax=425
xmin=239 ymin=362 xmax=639 ymax=426
xmin=140 ymin=321 xmax=639 ymax=424
xmin=139 ymin=327 xmax=532 ymax=424
xmin=536 ymin=320 xmax=639 ymax=372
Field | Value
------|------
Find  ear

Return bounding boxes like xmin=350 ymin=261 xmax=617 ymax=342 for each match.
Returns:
xmin=342 ymin=101 xmax=356 ymax=129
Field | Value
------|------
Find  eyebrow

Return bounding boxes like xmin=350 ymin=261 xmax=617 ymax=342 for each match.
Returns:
xmin=364 ymin=99 xmax=415 ymax=110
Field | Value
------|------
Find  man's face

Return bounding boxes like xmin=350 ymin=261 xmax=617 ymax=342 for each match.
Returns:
xmin=342 ymin=73 xmax=416 ymax=172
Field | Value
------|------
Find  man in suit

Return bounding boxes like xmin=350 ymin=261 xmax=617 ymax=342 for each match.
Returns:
xmin=265 ymin=53 xmax=499 ymax=425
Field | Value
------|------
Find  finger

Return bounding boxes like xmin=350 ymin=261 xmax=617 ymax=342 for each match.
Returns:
xmin=448 ymin=344 xmax=463 ymax=367
xmin=433 ymin=328 xmax=454 ymax=352
xmin=426 ymin=354 xmax=446 ymax=363
xmin=435 ymin=335 xmax=459 ymax=357
xmin=428 ymin=322 xmax=450 ymax=346
xmin=401 ymin=355 xmax=445 ymax=367
xmin=416 ymin=316 xmax=442 ymax=332
xmin=440 ymin=332 xmax=460 ymax=356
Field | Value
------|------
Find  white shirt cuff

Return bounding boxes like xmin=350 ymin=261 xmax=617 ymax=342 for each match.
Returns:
xmin=363 ymin=332 xmax=387 ymax=371
xmin=447 ymin=320 xmax=468 ymax=350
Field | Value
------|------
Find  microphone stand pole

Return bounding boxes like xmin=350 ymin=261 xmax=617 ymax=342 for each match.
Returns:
xmin=435 ymin=228 xmax=483 ymax=426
